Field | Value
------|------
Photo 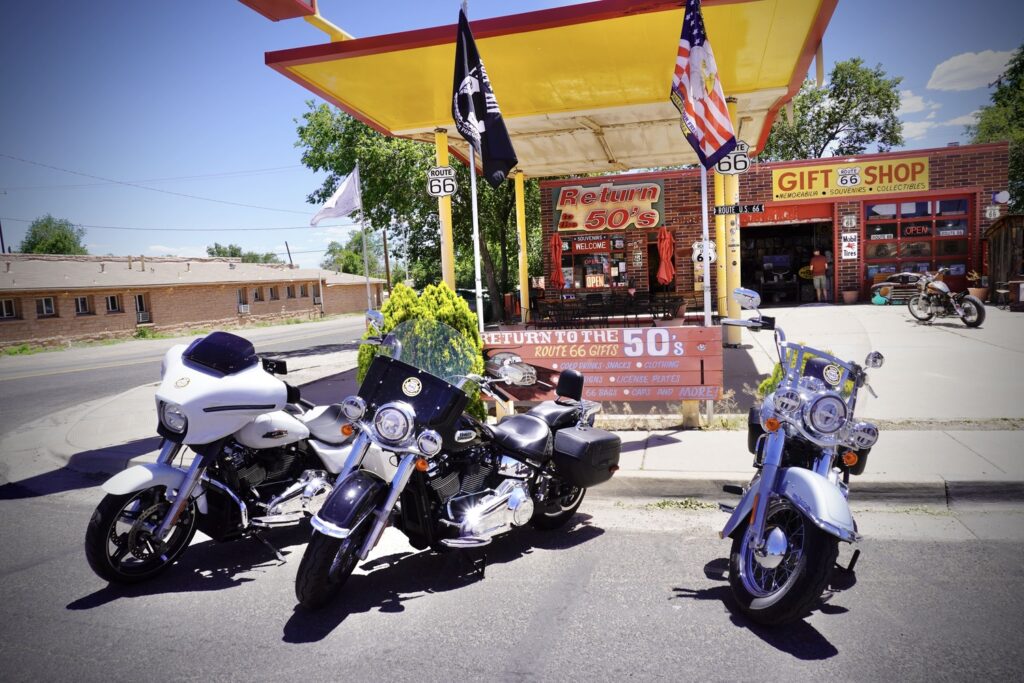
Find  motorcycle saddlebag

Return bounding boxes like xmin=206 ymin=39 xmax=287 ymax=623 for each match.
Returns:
xmin=552 ymin=426 xmax=621 ymax=488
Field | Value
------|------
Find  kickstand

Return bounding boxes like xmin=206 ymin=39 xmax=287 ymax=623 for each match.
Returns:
xmin=460 ymin=548 xmax=488 ymax=580
xmin=839 ymin=549 xmax=860 ymax=573
xmin=253 ymin=531 xmax=286 ymax=565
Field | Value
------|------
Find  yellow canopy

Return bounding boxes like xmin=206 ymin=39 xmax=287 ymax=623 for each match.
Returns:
xmin=266 ymin=0 xmax=836 ymax=176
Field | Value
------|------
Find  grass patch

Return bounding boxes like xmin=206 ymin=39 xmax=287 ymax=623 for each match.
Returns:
xmin=1 ymin=343 xmax=50 ymax=356
xmin=645 ymin=498 xmax=717 ymax=511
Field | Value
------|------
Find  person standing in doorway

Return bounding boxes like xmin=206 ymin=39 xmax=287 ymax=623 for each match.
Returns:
xmin=810 ymin=249 xmax=829 ymax=302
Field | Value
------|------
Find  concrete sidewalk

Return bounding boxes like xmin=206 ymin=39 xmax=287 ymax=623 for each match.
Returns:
xmin=1 ymin=359 xmax=1021 ymax=506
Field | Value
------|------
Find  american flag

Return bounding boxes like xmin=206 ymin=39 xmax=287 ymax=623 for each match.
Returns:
xmin=670 ymin=0 xmax=736 ymax=169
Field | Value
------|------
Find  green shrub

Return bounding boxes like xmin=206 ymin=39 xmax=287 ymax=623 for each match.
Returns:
xmin=356 ymin=282 xmax=485 ymax=418
xmin=757 ymin=345 xmax=854 ymax=399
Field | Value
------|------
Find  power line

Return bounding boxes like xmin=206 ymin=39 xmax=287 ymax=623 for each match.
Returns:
xmin=0 ymin=217 xmax=359 ymax=232
xmin=0 ymin=153 xmax=310 ymax=215
xmin=1 ymin=165 xmax=304 ymax=191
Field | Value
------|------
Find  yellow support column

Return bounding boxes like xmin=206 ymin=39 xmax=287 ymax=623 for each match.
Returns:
xmin=514 ymin=171 xmax=530 ymax=324
xmin=714 ymin=170 xmax=727 ymax=317
xmin=724 ymin=99 xmax=742 ymax=346
xmin=434 ymin=128 xmax=456 ymax=289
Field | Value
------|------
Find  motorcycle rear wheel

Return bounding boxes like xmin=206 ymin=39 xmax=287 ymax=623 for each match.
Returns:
xmin=295 ymin=526 xmax=369 ymax=609
xmin=728 ymin=499 xmax=838 ymax=625
xmin=959 ymin=295 xmax=985 ymax=327
xmin=907 ymin=295 xmax=934 ymax=322
xmin=531 ymin=486 xmax=586 ymax=530
xmin=85 ymin=486 xmax=197 ymax=584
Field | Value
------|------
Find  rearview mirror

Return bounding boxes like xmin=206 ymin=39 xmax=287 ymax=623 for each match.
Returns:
xmin=366 ymin=309 xmax=384 ymax=334
xmin=864 ymin=351 xmax=885 ymax=369
xmin=732 ymin=287 xmax=761 ymax=311
xmin=499 ymin=362 xmax=537 ymax=386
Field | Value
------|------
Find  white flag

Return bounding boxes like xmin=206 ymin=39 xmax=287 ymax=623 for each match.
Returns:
xmin=310 ymin=166 xmax=362 ymax=226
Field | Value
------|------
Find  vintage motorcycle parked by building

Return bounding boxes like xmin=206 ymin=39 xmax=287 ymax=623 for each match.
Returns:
xmin=85 ymin=331 xmax=356 ymax=584
xmin=907 ymin=266 xmax=985 ymax=327
xmin=719 ymin=288 xmax=883 ymax=624
xmin=295 ymin=314 xmax=621 ymax=609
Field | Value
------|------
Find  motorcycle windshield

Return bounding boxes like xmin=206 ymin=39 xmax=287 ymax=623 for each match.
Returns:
xmin=379 ymin=319 xmax=478 ymax=389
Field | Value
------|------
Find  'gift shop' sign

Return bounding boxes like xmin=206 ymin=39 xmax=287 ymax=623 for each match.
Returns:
xmin=772 ymin=157 xmax=930 ymax=201
xmin=555 ymin=180 xmax=664 ymax=231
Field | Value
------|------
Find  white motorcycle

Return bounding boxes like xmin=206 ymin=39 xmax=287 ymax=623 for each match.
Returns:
xmin=85 ymin=331 xmax=355 ymax=583
xmin=719 ymin=288 xmax=884 ymax=624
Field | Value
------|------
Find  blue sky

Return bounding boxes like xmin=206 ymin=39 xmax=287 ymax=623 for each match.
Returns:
xmin=1 ymin=0 xmax=1020 ymax=269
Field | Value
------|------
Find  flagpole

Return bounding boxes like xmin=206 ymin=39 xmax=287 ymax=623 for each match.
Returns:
xmin=355 ymin=163 xmax=374 ymax=311
xmin=468 ymin=145 xmax=485 ymax=334
xmin=700 ymin=164 xmax=712 ymax=327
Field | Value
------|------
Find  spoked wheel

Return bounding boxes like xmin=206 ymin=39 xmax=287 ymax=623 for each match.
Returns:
xmin=85 ymin=486 xmax=197 ymax=584
xmin=295 ymin=526 xmax=370 ymax=610
xmin=531 ymin=485 xmax=586 ymax=530
xmin=959 ymin=295 xmax=986 ymax=327
xmin=728 ymin=499 xmax=838 ymax=625
xmin=907 ymin=295 xmax=934 ymax=322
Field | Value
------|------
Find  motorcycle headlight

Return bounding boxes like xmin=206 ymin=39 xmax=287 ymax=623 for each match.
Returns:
xmin=373 ymin=402 xmax=414 ymax=444
xmin=804 ymin=393 xmax=847 ymax=434
xmin=341 ymin=395 xmax=366 ymax=421
xmin=159 ymin=401 xmax=188 ymax=434
xmin=416 ymin=429 xmax=443 ymax=456
xmin=773 ymin=388 xmax=802 ymax=414
xmin=848 ymin=421 xmax=879 ymax=449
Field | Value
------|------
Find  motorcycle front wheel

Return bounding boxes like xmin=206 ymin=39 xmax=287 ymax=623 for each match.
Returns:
xmin=959 ymin=295 xmax=986 ymax=327
xmin=531 ymin=485 xmax=586 ymax=530
xmin=85 ymin=486 xmax=197 ymax=584
xmin=295 ymin=526 xmax=370 ymax=609
xmin=907 ymin=295 xmax=934 ymax=322
xmin=728 ymin=499 xmax=838 ymax=625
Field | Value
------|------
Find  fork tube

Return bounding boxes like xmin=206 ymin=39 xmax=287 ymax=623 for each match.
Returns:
xmin=340 ymin=433 xmax=371 ymax=477
xmin=749 ymin=429 xmax=784 ymax=549
xmin=358 ymin=453 xmax=417 ymax=560
xmin=153 ymin=455 xmax=206 ymax=541
xmin=155 ymin=440 xmax=182 ymax=465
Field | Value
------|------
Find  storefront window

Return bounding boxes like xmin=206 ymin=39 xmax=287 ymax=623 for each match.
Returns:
xmin=559 ymin=233 xmax=629 ymax=290
xmin=863 ymin=195 xmax=972 ymax=291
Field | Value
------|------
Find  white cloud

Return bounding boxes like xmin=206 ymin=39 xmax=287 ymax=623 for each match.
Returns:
xmin=146 ymin=244 xmax=206 ymax=257
xmin=902 ymin=120 xmax=936 ymax=140
xmin=927 ymin=50 xmax=1012 ymax=91
xmin=897 ymin=89 xmax=941 ymax=116
xmin=944 ymin=110 xmax=981 ymax=127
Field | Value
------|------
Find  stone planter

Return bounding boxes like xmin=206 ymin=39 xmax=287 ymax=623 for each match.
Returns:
xmin=842 ymin=290 xmax=859 ymax=304
xmin=968 ymin=287 xmax=988 ymax=301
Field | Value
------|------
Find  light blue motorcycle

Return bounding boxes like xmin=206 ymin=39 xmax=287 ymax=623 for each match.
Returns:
xmin=720 ymin=288 xmax=884 ymax=624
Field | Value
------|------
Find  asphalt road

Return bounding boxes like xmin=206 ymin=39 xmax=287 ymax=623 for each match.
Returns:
xmin=0 ymin=477 xmax=1021 ymax=682
xmin=0 ymin=317 xmax=367 ymax=436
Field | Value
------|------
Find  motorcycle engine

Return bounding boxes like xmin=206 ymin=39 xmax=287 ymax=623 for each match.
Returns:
xmin=221 ymin=441 xmax=298 ymax=488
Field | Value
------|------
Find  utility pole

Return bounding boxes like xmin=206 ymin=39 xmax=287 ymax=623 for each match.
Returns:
xmin=0 ymin=217 xmax=5 ymax=254
xmin=284 ymin=241 xmax=294 ymax=267
xmin=381 ymin=224 xmax=392 ymax=293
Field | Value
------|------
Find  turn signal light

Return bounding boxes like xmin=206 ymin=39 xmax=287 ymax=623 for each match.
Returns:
xmin=765 ymin=417 xmax=781 ymax=432
xmin=340 ymin=423 xmax=355 ymax=437
xmin=415 ymin=457 xmax=429 ymax=472
xmin=842 ymin=451 xmax=859 ymax=467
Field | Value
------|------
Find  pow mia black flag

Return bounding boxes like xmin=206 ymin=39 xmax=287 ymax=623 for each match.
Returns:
xmin=452 ymin=9 xmax=517 ymax=188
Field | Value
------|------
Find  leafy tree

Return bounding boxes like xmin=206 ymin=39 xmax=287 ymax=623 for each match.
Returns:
xmin=206 ymin=242 xmax=282 ymax=264
xmin=760 ymin=58 xmax=904 ymax=161
xmin=320 ymin=229 xmax=383 ymax=277
xmin=969 ymin=44 xmax=1023 ymax=212
xmin=19 ymin=215 xmax=87 ymax=254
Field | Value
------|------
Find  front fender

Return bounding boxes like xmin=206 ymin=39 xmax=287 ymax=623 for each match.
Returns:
xmin=720 ymin=469 xmax=858 ymax=543
xmin=311 ymin=470 xmax=386 ymax=539
xmin=102 ymin=463 xmax=208 ymax=514
xmin=778 ymin=468 xmax=859 ymax=543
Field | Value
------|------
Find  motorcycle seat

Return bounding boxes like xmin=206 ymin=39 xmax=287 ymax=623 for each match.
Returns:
xmin=527 ymin=400 xmax=578 ymax=430
xmin=299 ymin=404 xmax=349 ymax=445
xmin=492 ymin=414 xmax=553 ymax=461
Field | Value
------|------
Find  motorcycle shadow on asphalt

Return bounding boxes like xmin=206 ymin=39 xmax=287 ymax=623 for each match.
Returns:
xmin=66 ymin=524 xmax=314 ymax=611
xmin=281 ymin=515 xmax=606 ymax=644
xmin=903 ymin=318 xmax=982 ymax=330
xmin=670 ymin=558 xmax=856 ymax=661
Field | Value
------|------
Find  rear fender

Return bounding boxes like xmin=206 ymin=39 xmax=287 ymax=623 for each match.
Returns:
xmin=310 ymin=470 xmax=386 ymax=539
xmin=102 ymin=463 xmax=208 ymax=514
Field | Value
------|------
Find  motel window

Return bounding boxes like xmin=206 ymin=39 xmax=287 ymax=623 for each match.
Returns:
xmin=75 ymin=296 xmax=93 ymax=315
xmin=269 ymin=287 xmax=279 ymax=301
xmin=106 ymin=295 xmax=122 ymax=313
xmin=864 ymin=195 xmax=971 ymax=290
xmin=237 ymin=288 xmax=247 ymax=305
xmin=286 ymin=285 xmax=296 ymax=299
xmin=36 ymin=297 xmax=56 ymax=318
xmin=253 ymin=287 xmax=264 ymax=302
xmin=300 ymin=284 xmax=308 ymax=298
xmin=1 ymin=298 xmax=17 ymax=319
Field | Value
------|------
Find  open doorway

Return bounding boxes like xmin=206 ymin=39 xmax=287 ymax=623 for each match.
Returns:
xmin=740 ymin=222 xmax=833 ymax=305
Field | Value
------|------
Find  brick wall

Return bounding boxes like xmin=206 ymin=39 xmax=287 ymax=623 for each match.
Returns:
xmin=540 ymin=142 xmax=1010 ymax=303
xmin=321 ymin=283 xmax=384 ymax=316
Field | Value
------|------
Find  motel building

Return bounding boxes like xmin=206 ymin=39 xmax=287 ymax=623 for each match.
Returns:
xmin=541 ymin=141 xmax=1010 ymax=306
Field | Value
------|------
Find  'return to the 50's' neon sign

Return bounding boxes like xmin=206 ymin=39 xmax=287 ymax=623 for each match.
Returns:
xmin=554 ymin=180 xmax=664 ymax=231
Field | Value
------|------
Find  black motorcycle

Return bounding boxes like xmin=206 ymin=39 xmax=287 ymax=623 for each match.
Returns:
xmin=294 ymin=315 xmax=621 ymax=609
xmin=908 ymin=267 xmax=985 ymax=327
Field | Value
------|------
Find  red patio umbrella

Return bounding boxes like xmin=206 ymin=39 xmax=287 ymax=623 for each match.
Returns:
xmin=549 ymin=232 xmax=566 ymax=289
xmin=656 ymin=226 xmax=675 ymax=286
